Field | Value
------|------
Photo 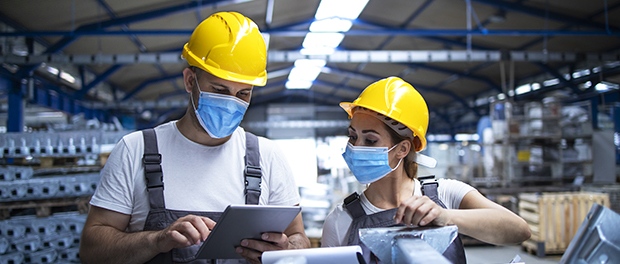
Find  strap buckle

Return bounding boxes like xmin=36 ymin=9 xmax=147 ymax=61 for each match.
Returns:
xmin=419 ymin=175 xmax=438 ymax=196
xmin=142 ymin=153 xmax=162 ymax=164
xmin=244 ymin=165 xmax=262 ymax=178
xmin=344 ymin=192 xmax=360 ymax=205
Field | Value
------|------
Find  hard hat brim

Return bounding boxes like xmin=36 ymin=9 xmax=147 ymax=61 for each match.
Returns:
xmin=183 ymin=44 xmax=267 ymax=86
xmin=340 ymin=101 xmax=427 ymax=152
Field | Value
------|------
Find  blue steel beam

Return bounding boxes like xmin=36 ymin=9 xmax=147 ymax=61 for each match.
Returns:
xmin=471 ymin=0 xmax=620 ymax=31
xmin=406 ymin=63 xmax=502 ymax=92
xmin=518 ymin=3 xmax=620 ymax=50
xmin=74 ymin=64 xmax=123 ymax=99
xmin=13 ymin=0 xmax=237 ymax=81
xmin=374 ymin=0 xmax=435 ymax=50
xmin=354 ymin=19 xmax=494 ymax=50
xmin=250 ymin=89 xmax=343 ymax=106
xmin=515 ymin=64 xmax=620 ymax=100
xmin=40 ymin=0 xmax=233 ymax=55
xmin=316 ymin=69 xmax=481 ymax=117
xmin=5 ymin=29 xmax=620 ymax=38
xmin=533 ymin=62 xmax=581 ymax=94
xmin=122 ymin=73 xmax=184 ymax=101
xmin=0 ymin=13 xmax=50 ymax=48
xmin=94 ymin=0 xmax=180 ymax=92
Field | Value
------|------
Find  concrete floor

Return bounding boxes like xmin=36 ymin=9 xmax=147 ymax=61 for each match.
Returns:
xmin=465 ymin=245 xmax=562 ymax=264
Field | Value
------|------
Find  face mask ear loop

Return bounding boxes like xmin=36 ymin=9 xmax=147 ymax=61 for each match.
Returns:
xmin=190 ymin=74 xmax=200 ymax=112
xmin=388 ymin=142 xmax=404 ymax=170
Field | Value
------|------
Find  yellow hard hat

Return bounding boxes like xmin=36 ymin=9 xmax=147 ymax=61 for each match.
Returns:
xmin=340 ymin=76 xmax=429 ymax=152
xmin=182 ymin=12 xmax=267 ymax=86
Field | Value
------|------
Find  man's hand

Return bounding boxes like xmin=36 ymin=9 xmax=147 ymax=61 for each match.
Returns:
xmin=155 ymin=215 xmax=216 ymax=253
xmin=235 ymin=232 xmax=289 ymax=264
xmin=234 ymin=212 xmax=309 ymax=264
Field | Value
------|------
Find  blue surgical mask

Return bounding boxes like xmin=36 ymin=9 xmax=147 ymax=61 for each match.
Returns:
xmin=191 ymin=79 xmax=249 ymax=139
xmin=342 ymin=142 xmax=403 ymax=184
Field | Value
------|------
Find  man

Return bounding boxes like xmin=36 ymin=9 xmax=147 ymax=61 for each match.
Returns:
xmin=79 ymin=12 xmax=310 ymax=264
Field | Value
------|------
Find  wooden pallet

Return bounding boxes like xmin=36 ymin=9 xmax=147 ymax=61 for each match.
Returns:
xmin=8 ymin=156 xmax=81 ymax=168
xmin=0 ymin=196 xmax=91 ymax=219
xmin=518 ymin=191 xmax=610 ymax=256
xmin=521 ymin=239 xmax=565 ymax=258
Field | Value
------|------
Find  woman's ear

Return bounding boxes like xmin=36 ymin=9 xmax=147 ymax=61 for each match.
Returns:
xmin=396 ymin=140 xmax=411 ymax=159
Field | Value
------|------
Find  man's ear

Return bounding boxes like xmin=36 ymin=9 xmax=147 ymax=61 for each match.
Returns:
xmin=182 ymin=67 xmax=195 ymax=93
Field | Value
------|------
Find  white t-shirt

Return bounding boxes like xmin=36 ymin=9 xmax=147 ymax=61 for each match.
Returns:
xmin=321 ymin=178 xmax=475 ymax=247
xmin=90 ymin=121 xmax=300 ymax=232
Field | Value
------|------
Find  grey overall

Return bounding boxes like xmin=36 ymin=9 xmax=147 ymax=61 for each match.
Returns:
xmin=141 ymin=128 xmax=262 ymax=263
xmin=344 ymin=176 xmax=466 ymax=264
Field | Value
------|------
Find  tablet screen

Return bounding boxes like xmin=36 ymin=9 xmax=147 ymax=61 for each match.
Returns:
xmin=195 ymin=204 xmax=301 ymax=259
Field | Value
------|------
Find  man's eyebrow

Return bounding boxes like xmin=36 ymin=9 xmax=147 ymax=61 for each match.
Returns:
xmin=209 ymin=81 xmax=231 ymax=91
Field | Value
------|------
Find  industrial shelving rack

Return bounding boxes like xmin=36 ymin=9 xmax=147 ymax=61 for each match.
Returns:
xmin=488 ymin=98 xmax=565 ymax=187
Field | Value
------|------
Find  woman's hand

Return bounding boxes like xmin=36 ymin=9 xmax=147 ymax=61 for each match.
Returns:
xmin=394 ymin=195 xmax=451 ymax=227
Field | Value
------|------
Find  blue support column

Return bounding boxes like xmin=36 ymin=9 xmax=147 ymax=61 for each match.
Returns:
xmin=7 ymin=80 xmax=24 ymax=132
xmin=591 ymin=97 xmax=599 ymax=130
xmin=614 ymin=105 xmax=620 ymax=164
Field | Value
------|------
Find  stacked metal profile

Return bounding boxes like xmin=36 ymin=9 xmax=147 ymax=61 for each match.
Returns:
xmin=0 ymin=213 xmax=86 ymax=264
xmin=0 ymin=130 xmax=131 ymax=263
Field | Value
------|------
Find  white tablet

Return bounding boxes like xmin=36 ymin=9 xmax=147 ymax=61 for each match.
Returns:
xmin=195 ymin=204 xmax=301 ymax=259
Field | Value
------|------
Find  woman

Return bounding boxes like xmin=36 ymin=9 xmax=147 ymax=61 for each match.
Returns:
xmin=321 ymin=76 xmax=531 ymax=263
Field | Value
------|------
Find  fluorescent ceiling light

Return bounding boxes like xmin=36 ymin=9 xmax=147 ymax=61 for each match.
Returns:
xmin=584 ymin=81 xmax=592 ymax=88
xmin=543 ymin=78 xmax=560 ymax=86
xmin=572 ymin=69 xmax=590 ymax=79
xmin=47 ymin=66 xmax=59 ymax=75
xmin=288 ymin=66 xmax=322 ymax=81
xmin=300 ymin=47 xmax=336 ymax=55
xmin=497 ymin=93 xmax=506 ymax=100
xmin=475 ymin=97 xmax=488 ymax=106
xmin=60 ymin=71 xmax=75 ymax=83
xmin=267 ymin=68 xmax=292 ymax=79
xmin=303 ymin=33 xmax=344 ymax=49
xmin=294 ymin=59 xmax=326 ymax=68
xmin=515 ymin=84 xmax=531 ymax=95
xmin=531 ymin=83 xmax=541 ymax=90
xmin=596 ymin=81 xmax=619 ymax=91
xmin=286 ymin=80 xmax=313 ymax=89
xmin=310 ymin=18 xmax=353 ymax=32
xmin=455 ymin=134 xmax=479 ymax=141
xmin=595 ymin=82 xmax=609 ymax=91
xmin=315 ymin=0 xmax=369 ymax=20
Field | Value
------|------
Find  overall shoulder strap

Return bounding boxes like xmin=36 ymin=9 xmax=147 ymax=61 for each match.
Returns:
xmin=142 ymin=128 xmax=165 ymax=209
xmin=343 ymin=192 xmax=365 ymax=219
xmin=419 ymin=175 xmax=447 ymax=208
xmin=244 ymin=132 xmax=262 ymax=205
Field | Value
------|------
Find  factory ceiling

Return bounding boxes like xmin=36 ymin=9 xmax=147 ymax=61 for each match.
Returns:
xmin=1 ymin=0 xmax=619 ymax=134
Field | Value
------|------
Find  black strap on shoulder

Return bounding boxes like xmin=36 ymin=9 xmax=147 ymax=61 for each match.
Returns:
xmin=142 ymin=128 xmax=165 ymax=209
xmin=419 ymin=175 xmax=447 ymax=208
xmin=343 ymin=192 xmax=365 ymax=219
xmin=244 ymin=132 xmax=262 ymax=205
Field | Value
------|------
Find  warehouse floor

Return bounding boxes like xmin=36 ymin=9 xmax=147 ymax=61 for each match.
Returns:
xmin=465 ymin=245 xmax=562 ymax=264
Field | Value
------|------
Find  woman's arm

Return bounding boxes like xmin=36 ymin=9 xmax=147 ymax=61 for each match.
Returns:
xmin=448 ymin=190 xmax=531 ymax=245
xmin=394 ymin=190 xmax=531 ymax=245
